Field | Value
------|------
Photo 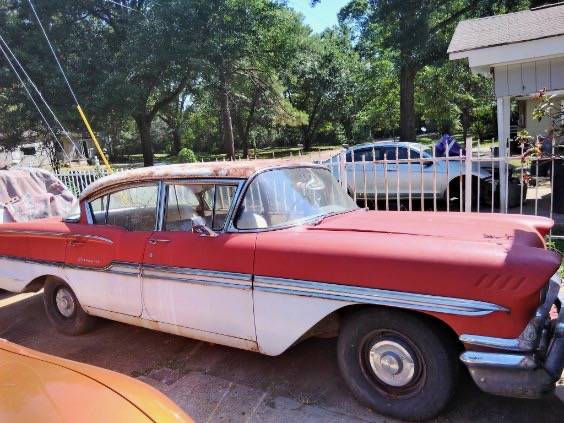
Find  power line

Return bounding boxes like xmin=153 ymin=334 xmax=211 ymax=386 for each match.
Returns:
xmin=26 ymin=0 xmax=79 ymax=105
xmin=0 ymin=42 xmax=71 ymax=162
xmin=26 ymin=0 xmax=112 ymax=171
xmin=0 ymin=33 xmax=85 ymax=159
xmin=104 ymin=0 xmax=139 ymax=12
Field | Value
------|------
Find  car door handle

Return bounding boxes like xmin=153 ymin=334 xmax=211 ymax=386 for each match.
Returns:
xmin=149 ymin=239 xmax=171 ymax=245
xmin=69 ymin=239 xmax=86 ymax=247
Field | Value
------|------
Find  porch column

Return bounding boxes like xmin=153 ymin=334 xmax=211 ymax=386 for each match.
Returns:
xmin=497 ymin=96 xmax=510 ymax=212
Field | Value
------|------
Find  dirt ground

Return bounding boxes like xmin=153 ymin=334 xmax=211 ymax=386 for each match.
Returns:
xmin=1 ymin=290 xmax=563 ymax=423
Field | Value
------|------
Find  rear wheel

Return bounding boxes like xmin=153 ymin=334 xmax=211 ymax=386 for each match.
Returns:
xmin=337 ymin=308 xmax=458 ymax=421
xmin=43 ymin=278 xmax=97 ymax=335
xmin=445 ymin=176 xmax=482 ymax=210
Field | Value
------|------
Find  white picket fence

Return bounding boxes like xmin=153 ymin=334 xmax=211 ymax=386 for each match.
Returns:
xmin=54 ymin=168 xmax=118 ymax=197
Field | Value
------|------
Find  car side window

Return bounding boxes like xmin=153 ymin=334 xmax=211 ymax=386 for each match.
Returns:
xmin=164 ymin=183 xmax=237 ymax=232
xmin=346 ymin=148 xmax=374 ymax=162
xmin=89 ymin=185 xmax=159 ymax=231
xmin=89 ymin=195 xmax=108 ymax=224
xmin=381 ymin=146 xmax=410 ymax=161
xmin=354 ymin=148 xmax=374 ymax=162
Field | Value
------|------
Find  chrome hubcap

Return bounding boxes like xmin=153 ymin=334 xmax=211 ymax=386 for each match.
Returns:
xmin=55 ymin=288 xmax=75 ymax=318
xmin=369 ymin=340 xmax=415 ymax=387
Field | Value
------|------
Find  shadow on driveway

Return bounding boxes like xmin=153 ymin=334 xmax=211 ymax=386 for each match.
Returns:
xmin=1 ymin=292 xmax=562 ymax=422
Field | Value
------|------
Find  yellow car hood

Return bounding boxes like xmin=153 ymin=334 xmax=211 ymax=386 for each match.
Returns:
xmin=0 ymin=339 xmax=190 ymax=423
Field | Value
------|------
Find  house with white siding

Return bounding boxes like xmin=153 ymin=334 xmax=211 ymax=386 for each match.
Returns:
xmin=448 ymin=2 xmax=564 ymax=142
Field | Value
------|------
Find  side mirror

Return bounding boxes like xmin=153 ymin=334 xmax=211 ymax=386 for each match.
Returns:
xmin=191 ymin=216 xmax=218 ymax=237
xmin=423 ymin=160 xmax=434 ymax=167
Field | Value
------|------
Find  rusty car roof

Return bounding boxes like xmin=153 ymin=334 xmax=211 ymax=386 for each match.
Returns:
xmin=80 ymin=160 xmax=318 ymax=200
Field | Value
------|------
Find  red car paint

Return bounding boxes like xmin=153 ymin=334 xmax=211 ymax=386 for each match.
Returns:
xmin=254 ymin=209 xmax=561 ymax=339
xmin=0 ymin=181 xmax=560 ymax=342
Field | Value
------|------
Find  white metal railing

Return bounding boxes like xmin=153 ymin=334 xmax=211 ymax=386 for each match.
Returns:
xmin=326 ymin=138 xmax=562 ymax=227
xmin=54 ymin=168 xmax=117 ymax=197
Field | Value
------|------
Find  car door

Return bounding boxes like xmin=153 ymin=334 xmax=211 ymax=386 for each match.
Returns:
xmin=141 ymin=180 xmax=257 ymax=341
xmin=380 ymin=146 xmax=423 ymax=198
xmin=346 ymin=148 xmax=377 ymax=197
xmin=64 ymin=184 xmax=159 ymax=316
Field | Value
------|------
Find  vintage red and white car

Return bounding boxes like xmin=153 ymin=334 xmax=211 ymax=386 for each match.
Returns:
xmin=0 ymin=161 xmax=562 ymax=420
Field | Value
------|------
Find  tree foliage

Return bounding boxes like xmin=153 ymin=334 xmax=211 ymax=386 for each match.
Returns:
xmin=0 ymin=0 xmax=544 ymax=166
xmin=339 ymin=0 xmax=530 ymax=141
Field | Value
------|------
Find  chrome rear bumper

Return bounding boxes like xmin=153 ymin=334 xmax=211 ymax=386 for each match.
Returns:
xmin=460 ymin=272 xmax=563 ymax=399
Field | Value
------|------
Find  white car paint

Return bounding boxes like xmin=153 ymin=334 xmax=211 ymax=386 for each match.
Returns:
xmin=141 ymin=273 xmax=256 ymax=341
xmin=64 ymin=265 xmax=143 ymax=317
xmin=0 ymin=258 xmax=64 ymax=293
xmin=326 ymin=142 xmax=492 ymax=200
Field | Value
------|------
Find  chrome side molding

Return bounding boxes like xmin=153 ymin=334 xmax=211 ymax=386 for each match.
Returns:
xmin=254 ymin=275 xmax=507 ymax=316
xmin=143 ymin=265 xmax=252 ymax=290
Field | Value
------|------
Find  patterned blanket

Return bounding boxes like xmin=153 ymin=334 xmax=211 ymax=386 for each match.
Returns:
xmin=0 ymin=168 xmax=77 ymax=223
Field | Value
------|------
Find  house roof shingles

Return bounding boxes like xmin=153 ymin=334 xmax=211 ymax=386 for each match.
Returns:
xmin=448 ymin=4 xmax=564 ymax=54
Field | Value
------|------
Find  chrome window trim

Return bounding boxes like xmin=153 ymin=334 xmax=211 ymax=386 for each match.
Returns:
xmin=156 ymin=180 xmax=166 ymax=231
xmin=158 ymin=178 xmax=244 ymax=233
xmin=83 ymin=182 xmax=160 ymax=231
xmin=85 ymin=202 xmax=94 ymax=224
xmin=225 ymin=164 xmax=355 ymax=233
xmin=254 ymin=275 xmax=507 ymax=316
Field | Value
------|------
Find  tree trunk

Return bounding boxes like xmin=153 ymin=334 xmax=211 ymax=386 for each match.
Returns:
xmin=134 ymin=114 xmax=154 ymax=167
xmin=219 ymin=72 xmax=235 ymax=159
xmin=302 ymin=127 xmax=313 ymax=150
xmin=242 ymin=96 xmax=258 ymax=158
xmin=399 ymin=65 xmax=417 ymax=141
xmin=171 ymin=127 xmax=181 ymax=156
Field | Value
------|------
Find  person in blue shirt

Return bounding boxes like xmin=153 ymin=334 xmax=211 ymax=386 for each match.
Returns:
xmin=435 ymin=132 xmax=465 ymax=157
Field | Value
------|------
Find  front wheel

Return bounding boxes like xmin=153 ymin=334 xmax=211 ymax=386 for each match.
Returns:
xmin=43 ymin=278 xmax=98 ymax=335
xmin=337 ymin=308 xmax=458 ymax=421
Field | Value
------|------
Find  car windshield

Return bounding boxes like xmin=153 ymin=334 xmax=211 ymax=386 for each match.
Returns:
xmin=420 ymin=148 xmax=433 ymax=159
xmin=235 ymin=167 xmax=357 ymax=230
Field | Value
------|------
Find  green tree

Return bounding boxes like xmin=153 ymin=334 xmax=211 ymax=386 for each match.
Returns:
xmin=338 ymin=0 xmax=529 ymax=141
xmin=0 ymin=0 xmax=208 ymax=167
xmin=159 ymin=91 xmax=190 ymax=156
xmin=416 ymin=61 xmax=494 ymax=139
xmin=285 ymin=28 xmax=363 ymax=149
xmin=355 ymin=53 xmax=399 ymax=139
xmin=77 ymin=0 xmax=207 ymax=166
xmin=198 ymin=0 xmax=306 ymax=158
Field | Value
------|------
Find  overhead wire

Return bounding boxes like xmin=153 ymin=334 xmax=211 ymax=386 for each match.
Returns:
xmin=26 ymin=0 xmax=113 ymax=172
xmin=0 ymin=33 xmax=85 ymax=160
xmin=26 ymin=0 xmax=78 ymax=105
xmin=0 ymin=42 xmax=71 ymax=162
xmin=104 ymin=0 xmax=140 ymax=13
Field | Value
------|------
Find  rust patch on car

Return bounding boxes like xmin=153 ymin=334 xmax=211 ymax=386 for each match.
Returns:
xmin=80 ymin=160 xmax=319 ymax=200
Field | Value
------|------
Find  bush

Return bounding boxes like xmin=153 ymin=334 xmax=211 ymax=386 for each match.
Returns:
xmin=178 ymin=148 xmax=197 ymax=163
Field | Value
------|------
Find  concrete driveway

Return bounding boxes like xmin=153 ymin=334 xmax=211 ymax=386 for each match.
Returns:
xmin=1 ymin=290 xmax=563 ymax=423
